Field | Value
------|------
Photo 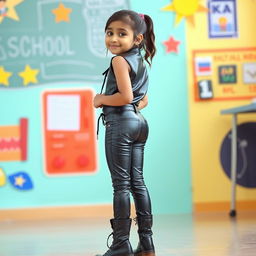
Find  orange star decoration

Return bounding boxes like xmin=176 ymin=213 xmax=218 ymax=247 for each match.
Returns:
xmin=52 ymin=3 xmax=72 ymax=23
xmin=18 ymin=65 xmax=40 ymax=86
xmin=163 ymin=36 xmax=180 ymax=53
xmin=162 ymin=0 xmax=208 ymax=26
xmin=0 ymin=0 xmax=24 ymax=23
xmin=0 ymin=66 xmax=12 ymax=86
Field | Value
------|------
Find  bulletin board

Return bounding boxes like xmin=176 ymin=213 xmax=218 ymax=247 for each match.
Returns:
xmin=193 ymin=48 xmax=256 ymax=101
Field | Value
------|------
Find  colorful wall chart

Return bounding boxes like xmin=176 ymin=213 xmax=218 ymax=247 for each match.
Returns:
xmin=193 ymin=47 xmax=256 ymax=101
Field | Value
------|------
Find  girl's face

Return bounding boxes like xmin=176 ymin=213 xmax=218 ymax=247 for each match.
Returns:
xmin=105 ymin=20 xmax=142 ymax=55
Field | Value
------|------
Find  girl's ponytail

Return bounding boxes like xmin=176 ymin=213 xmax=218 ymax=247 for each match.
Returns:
xmin=143 ymin=14 xmax=156 ymax=67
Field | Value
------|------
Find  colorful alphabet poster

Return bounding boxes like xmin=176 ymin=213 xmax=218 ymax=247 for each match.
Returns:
xmin=208 ymin=0 xmax=238 ymax=38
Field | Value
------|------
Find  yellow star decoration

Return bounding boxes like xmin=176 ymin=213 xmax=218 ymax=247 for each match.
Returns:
xmin=0 ymin=66 xmax=12 ymax=86
xmin=162 ymin=0 xmax=208 ymax=26
xmin=0 ymin=0 xmax=24 ymax=23
xmin=14 ymin=175 xmax=26 ymax=187
xmin=18 ymin=65 xmax=40 ymax=86
xmin=52 ymin=3 xmax=72 ymax=23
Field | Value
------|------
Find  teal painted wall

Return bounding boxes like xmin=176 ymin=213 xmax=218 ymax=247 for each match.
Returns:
xmin=0 ymin=0 xmax=191 ymax=214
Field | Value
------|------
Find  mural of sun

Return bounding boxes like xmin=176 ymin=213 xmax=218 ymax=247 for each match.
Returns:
xmin=162 ymin=0 xmax=208 ymax=26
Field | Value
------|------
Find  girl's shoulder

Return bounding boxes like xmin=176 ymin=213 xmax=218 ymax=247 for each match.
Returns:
xmin=111 ymin=55 xmax=131 ymax=72
xmin=111 ymin=55 xmax=129 ymax=65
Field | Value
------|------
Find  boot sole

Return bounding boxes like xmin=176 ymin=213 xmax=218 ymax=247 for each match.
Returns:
xmin=134 ymin=253 xmax=155 ymax=256
xmin=96 ymin=254 xmax=134 ymax=256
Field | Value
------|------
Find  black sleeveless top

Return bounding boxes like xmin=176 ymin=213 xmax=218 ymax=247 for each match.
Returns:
xmin=104 ymin=47 xmax=148 ymax=105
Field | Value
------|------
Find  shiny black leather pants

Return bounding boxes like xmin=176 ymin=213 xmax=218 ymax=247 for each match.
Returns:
xmin=103 ymin=104 xmax=152 ymax=219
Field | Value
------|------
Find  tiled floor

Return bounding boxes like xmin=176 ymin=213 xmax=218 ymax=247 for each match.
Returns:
xmin=0 ymin=211 xmax=256 ymax=256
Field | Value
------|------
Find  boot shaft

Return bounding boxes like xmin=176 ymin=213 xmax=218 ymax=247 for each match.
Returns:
xmin=136 ymin=215 xmax=153 ymax=235
xmin=96 ymin=218 xmax=133 ymax=256
xmin=110 ymin=218 xmax=132 ymax=243
xmin=135 ymin=215 xmax=155 ymax=254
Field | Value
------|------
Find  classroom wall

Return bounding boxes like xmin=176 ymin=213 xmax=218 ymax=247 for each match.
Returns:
xmin=0 ymin=0 xmax=192 ymax=215
xmin=186 ymin=0 xmax=256 ymax=209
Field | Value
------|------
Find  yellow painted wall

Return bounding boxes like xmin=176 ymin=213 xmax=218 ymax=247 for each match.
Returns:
xmin=186 ymin=0 xmax=256 ymax=204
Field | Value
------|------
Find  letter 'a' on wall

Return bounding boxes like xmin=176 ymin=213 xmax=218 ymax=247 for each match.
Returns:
xmin=41 ymin=88 xmax=97 ymax=176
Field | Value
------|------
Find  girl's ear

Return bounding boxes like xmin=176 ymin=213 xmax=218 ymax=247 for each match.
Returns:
xmin=135 ymin=34 xmax=144 ymax=46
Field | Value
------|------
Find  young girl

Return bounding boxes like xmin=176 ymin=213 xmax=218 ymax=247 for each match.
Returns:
xmin=94 ymin=10 xmax=156 ymax=256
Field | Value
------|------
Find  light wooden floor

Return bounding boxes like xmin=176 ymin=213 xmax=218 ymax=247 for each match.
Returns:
xmin=0 ymin=211 xmax=256 ymax=256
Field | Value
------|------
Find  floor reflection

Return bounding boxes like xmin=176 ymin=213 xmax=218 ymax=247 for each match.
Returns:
xmin=0 ymin=212 xmax=255 ymax=256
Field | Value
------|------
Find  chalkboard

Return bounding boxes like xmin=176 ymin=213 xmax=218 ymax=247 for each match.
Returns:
xmin=0 ymin=0 xmax=130 ymax=88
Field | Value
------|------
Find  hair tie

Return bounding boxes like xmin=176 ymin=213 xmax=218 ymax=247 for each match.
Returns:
xmin=138 ymin=13 xmax=145 ymax=20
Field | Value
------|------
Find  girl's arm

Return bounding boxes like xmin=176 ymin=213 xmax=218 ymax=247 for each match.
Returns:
xmin=137 ymin=95 xmax=148 ymax=110
xmin=94 ymin=56 xmax=133 ymax=108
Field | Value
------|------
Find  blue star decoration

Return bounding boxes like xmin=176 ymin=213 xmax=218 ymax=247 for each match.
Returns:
xmin=8 ymin=172 xmax=33 ymax=190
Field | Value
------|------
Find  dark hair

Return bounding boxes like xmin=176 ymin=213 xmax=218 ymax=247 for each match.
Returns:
xmin=105 ymin=10 xmax=156 ymax=66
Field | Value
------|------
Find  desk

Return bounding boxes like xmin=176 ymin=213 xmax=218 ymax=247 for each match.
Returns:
xmin=221 ymin=102 xmax=256 ymax=217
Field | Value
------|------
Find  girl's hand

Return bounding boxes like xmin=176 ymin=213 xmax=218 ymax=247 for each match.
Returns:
xmin=94 ymin=94 xmax=103 ymax=108
xmin=137 ymin=95 xmax=148 ymax=110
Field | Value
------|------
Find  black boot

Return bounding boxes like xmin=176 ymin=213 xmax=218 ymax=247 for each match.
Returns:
xmin=96 ymin=218 xmax=134 ymax=256
xmin=134 ymin=215 xmax=155 ymax=256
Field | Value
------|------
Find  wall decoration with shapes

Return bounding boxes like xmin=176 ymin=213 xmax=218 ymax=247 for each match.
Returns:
xmin=0 ymin=167 xmax=33 ymax=191
xmin=0 ymin=0 xmax=24 ymax=23
xmin=161 ymin=0 xmax=208 ymax=26
xmin=0 ymin=118 xmax=28 ymax=162
xmin=8 ymin=171 xmax=33 ymax=190
xmin=51 ymin=2 xmax=72 ymax=23
xmin=163 ymin=36 xmax=181 ymax=54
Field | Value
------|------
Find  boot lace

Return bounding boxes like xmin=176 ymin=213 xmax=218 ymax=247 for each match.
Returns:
xmin=106 ymin=232 xmax=113 ymax=249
